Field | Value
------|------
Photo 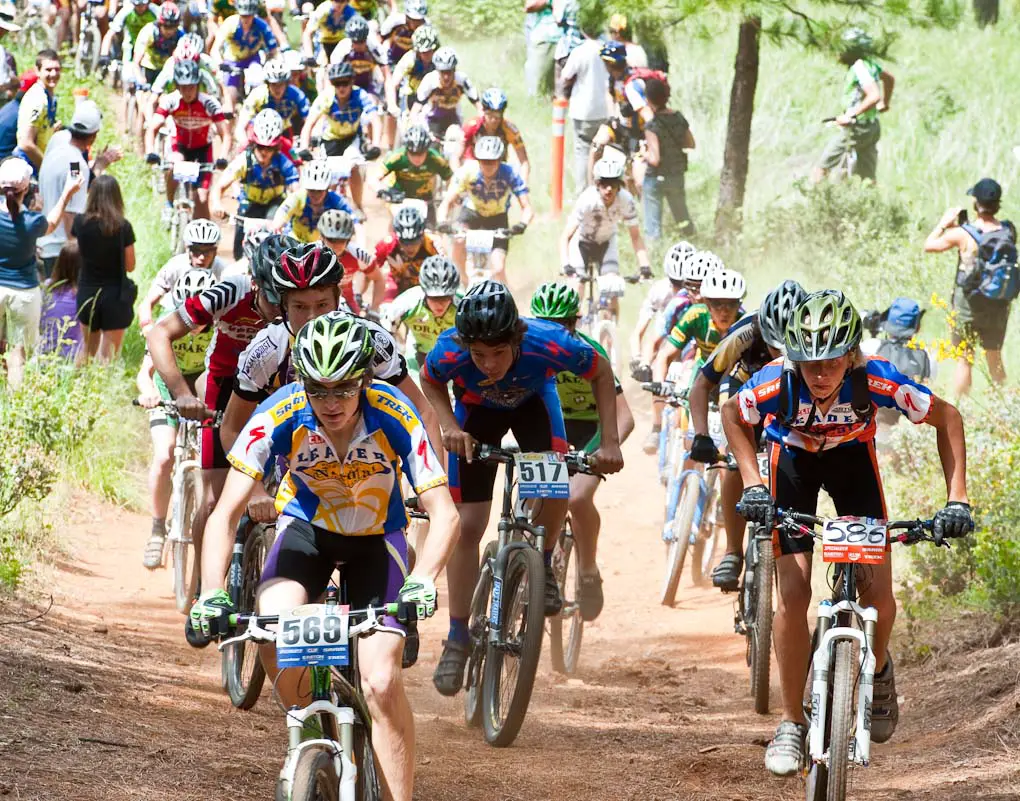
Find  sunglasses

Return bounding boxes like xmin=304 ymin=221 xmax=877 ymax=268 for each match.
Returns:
xmin=304 ymin=381 xmax=361 ymax=400
xmin=254 ymin=144 xmax=279 ymax=154
xmin=331 ymin=79 xmax=354 ymax=88
xmin=189 ymin=245 xmax=217 ymax=256
xmin=705 ymin=299 xmax=741 ymax=311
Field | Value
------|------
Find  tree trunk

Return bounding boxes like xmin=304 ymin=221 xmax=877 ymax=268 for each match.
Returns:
xmin=973 ymin=0 xmax=998 ymax=27
xmin=714 ymin=16 xmax=761 ymax=239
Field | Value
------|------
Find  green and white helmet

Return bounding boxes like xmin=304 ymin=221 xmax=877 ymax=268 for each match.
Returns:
xmin=840 ymin=27 xmax=874 ymax=54
xmin=784 ymin=289 xmax=862 ymax=362
xmin=530 ymin=281 xmax=580 ymax=319
xmin=293 ymin=312 xmax=374 ymax=383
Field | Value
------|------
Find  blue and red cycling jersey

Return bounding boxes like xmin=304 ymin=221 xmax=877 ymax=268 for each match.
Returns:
xmin=658 ymin=289 xmax=695 ymax=338
xmin=737 ymin=355 xmax=933 ymax=453
xmin=422 ymin=317 xmax=598 ymax=409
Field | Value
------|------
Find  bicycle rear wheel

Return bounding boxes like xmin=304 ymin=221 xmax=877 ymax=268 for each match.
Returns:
xmin=548 ymin=522 xmax=583 ymax=675
xmin=660 ymin=472 xmax=699 ymax=607
xmin=463 ymin=540 xmax=497 ymax=728
xmin=287 ymin=749 xmax=338 ymax=801
xmin=171 ymin=470 xmax=200 ymax=614
xmin=481 ymin=547 xmax=544 ymax=747
xmin=749 ymin=536 xmax=774 ymax=714
xmin=226 ymin=523 xmax=275 ymax=709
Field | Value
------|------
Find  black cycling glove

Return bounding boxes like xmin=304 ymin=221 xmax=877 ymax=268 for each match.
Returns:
xmin=689 ymin=434 xmax=720 ymax=464
xmin=738 ymin=484 xmax=775 ymax=525
xmin=933 ymin=501 xmax=973 ymax=544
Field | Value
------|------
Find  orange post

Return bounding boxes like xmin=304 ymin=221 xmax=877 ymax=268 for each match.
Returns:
xmin=551 ymin=97 xmax=568 ymax=214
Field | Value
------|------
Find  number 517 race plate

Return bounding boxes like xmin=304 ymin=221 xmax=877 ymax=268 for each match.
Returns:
xmin=276 ymin=603 xmax=350 ymax=668
xmin=515 ymin=452 xmax=570 ymax=499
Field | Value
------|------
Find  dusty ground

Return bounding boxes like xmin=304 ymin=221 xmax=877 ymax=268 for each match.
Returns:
xmin=2 ymin=415 xmax=1019 ymax=800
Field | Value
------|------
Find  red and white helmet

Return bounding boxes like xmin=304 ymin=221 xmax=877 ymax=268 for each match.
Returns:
xmin=157 ymin=2 xmax=181 ymax=24
xmin=274 ymin=242 xmax=345 ymax=296
xmin=251 ymin=109 xmax=285 ymax=147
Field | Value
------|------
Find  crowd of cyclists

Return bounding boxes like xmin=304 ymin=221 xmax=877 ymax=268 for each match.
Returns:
xmin=0 ymin=1 xmax=986 ymax=796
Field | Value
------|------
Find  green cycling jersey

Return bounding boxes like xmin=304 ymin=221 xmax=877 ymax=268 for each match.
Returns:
xmin=666 ymin=304 xmax=726 ymax=366
xmin=555 ymin=330 xmax=621 ymax=422
xmin=843 ymin=58 xmax=882 ymax=123
xmin=382 ymin=148 xmax=453 ymax=200
xmin=388 ymin=285 xmax=459 ymax=367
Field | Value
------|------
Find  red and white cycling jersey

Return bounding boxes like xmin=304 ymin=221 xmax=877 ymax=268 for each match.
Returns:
xmin=155 ymin=91 xmax=226 ymax=150
xmin=339 ymin=243 xmax=375 ymax=312
xmin=178 ymin=274 xmax=269 ymax=378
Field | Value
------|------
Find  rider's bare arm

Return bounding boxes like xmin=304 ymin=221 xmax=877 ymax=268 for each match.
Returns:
xmin=626 ymin=221 xmax=650 ymax=270
xmin=688 ymin=371 xmax=713 ymax=437
xmin=559 ymin=215 xmax=580 ymax=267
xmin=721 ymin=394 xmax=761 ymax=489
xmin=652 ymin=338 xmax=680 ymax=382
xmin=201 ymin=467 xmax=258 ymax=591
xmin=413 ymin=484 xmax=461 ymax=584
xmin=925 ymin=394 xmax=969 ymax=504
xmin=615 ymin=392 xmax=635 ymax=443
xmin=516 ymin=191 xmax=534 ymax=227
xmin=147 ymin=313 xmax=198 ymax=402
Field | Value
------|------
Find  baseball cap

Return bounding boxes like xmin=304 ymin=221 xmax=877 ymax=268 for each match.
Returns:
xmin=69 ymin=100 xmax=102 ymax=135
xmin=882 ymin=297 xmax=923 ymax=339
xmin=967 ymin=177 xmax=1002 ymax=203
xmin=608 ymin=13 xmax=627 ymax=31
xmin=0 ymin=3 xmax=21 ymax=31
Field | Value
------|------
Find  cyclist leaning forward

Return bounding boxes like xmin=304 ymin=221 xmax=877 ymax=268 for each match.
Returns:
xmin=189 ymin=312 xmax=460 ymax=801
xmin=722 ymin=289 xmax=972 ymax=777
xmin=376 ymin=124 xmax=452 ymax=226
xmin=372 ymin=202 xmax=446 ymax=301
xmin=419 ymin=280 xmax=624 ymax=696
xmin=383 ymin=253 xmax=460 ymax=370
xmin=529 ymin=281 xmax=634 ymax=621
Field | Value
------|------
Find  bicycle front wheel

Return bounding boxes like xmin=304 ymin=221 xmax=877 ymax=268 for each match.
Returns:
xmin=826 ymin=639 xmax=857 ymax=801
xmin=749 ymin=537 xmax=774 ymax=714
xmin=481 ymin=546 xmax=544 ymax=747
xmin=171 ymin=470 xmax=200 ymax=614
xmin=660 ymin=472 xmax=700 ymax=607
xmin=226 ymin=523 xmax=275 ymax=709
xmin=287 ymin=749 xmax=338 ymax=801
xmin=464 ymin=540 xmax=497 ymax=728
xmin=548 ymin=523 xmax=583 ymax=675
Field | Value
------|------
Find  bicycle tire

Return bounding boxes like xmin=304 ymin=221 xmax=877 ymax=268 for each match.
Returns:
xmin=826 ymin=639 xmax=856 ymax=801
xmin=548 ymin=523 xmax=583 ymax=675
xmin=226 ymin=523 xmax=274 ymax=709
xmin=750 ymin=537 xmax=774 ymax=714
xmin=288 ymin=749 xmax=338 ymax=801
xmin=352 ymin=711 xmax=382 ymax=800
xmin=596 ymin=318 xmax=617 ymax=373
xmin=463 ymin=540 xmax=497 ymax=728
xmin=660 ymin=472 xmax=699 ymax=607
xmin=481 ymin=546 xmax=544 ymax=747
xmin=171 ymin=470 xmax=200 ymax=614
xmin=88 ymin=28 xmax=100 ymax=75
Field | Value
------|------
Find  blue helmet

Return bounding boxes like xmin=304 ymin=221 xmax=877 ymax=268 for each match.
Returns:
xmin=481 ymin=87 xmax=508 ymax=112
xmin=600 ymin=40 xmax=626 ymax=65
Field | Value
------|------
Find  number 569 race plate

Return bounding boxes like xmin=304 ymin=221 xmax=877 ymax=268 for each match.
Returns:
xmin=821 ymin=518 xmax=888 ymax=565
xmin=276 ymin=603 xmax=350 ymax=668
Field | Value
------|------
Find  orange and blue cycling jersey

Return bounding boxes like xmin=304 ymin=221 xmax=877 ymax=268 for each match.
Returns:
xmin=228 ymin=380 xmax=447 ymax=535
xmin=451 ymin=160 xmax=528 ymax=218
xmin=737 ymin=355 xmax=933 ymax=454
xmin=219 ymin=14 xmax=278 ymax=62
xmin=422 ymin=318 xmax=597 ymax=410
xmin=310 ymin=86 xmax=378 ymax=141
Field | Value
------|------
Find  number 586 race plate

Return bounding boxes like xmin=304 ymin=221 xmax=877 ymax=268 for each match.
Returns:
xmin=821 ymin=518 xmax=888 ymax=565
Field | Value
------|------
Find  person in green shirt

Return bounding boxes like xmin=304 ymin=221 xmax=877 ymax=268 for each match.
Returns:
xmin=814 ymin=27 xmax=894 ymax=183
xmin=384 ymin=254 xmax=460 ymax=370
xmin=530 ymin=281 xmax=634 ymax=622
xmin=377 ymin=124 xmax=451 ymax=223
xmin=135 ymin=269 xmax=216 ymax=570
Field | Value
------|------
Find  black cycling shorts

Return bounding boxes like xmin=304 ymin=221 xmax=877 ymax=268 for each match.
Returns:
xmin=767 ymin=440 xmax=886 ymax=557
xmin=564 ymin=419 xmax=599 ymax=454
xmin=457 ymin=207 xmax=510 ymax=252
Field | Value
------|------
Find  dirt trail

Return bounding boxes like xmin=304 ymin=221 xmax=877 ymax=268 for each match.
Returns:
xmin=3 ymin=402 xmax=1019 ymax=800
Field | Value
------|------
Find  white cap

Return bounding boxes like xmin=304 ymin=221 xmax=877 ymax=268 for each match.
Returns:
xmin=0 ymin=4 xmax=21 ymax=32
xmin=69 ymin=100 xmax=102 ymax=136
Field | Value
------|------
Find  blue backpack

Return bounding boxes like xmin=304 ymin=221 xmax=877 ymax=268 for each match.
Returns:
xmin=959 ymin=221 xmax=1020 ymax=302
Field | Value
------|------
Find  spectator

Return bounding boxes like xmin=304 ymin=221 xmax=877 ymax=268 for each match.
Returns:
xmin=72 ymin=175 xmax=136 ymax=362
xmin=15 ymin=51 xmax=61 ymax=174
xmin=524 ymin=0 xmax=560 ymax=97
xmin=0 ymin=81 xmax=27 ymax=160
xmin=0 ymin=4 xmax=20 ymax=103
xmin=923 ymin=178 xmax=1014 ymax=396
xmin=559 ymin=15 xmax=609 ymax=194
xmin=641 ymin=78 xmax=695 ymax=240
xmin=39 ymin=239 xmax=84 ymax=360
xmin=607 ymin=14 xmax=648 ymax=68
xmin=0 ymin=157 xmax=83 ymax=388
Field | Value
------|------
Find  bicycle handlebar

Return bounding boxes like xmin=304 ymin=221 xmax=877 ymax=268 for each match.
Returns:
xmin=132 ymin=398 xmax=224 ymax=426
xmin=772 ymin=508 xmax=941 ymax=546
xmin=475 ymin=444 xmax=599 ymax=476
xmin=217 ymin=602 xmax=410 ymax=649
xmin=640 ymin=381 xmax=688 ymax=402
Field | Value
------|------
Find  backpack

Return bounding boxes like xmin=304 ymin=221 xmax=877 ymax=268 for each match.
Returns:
xmin=876 ymin=340 xmax=931 ymax=382
xmin=958 ymin=221 xmax=1020 ymax=302
xmin=624 ymin=67 xmax=669 ymax=94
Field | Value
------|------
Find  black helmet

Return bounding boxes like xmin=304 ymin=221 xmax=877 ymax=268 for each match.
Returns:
xmin=252 ymin=234 xmax=300 ymax=304
xmin=327 ymin=61 xmax=355 ymax=81
xmin=758 ymin=280 xmax=808 ymax=349
xmin=455 ymin=280 xmax=519 ymax=343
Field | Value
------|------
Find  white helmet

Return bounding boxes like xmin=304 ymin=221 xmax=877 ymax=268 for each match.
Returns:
xmin=183 ymin=218 xmax=221 ymax=246
xmin=592 ymin=158 xmax=625 ymax=181
xmin=474 ymin=136 xmax=505 ymax=161
xmin=303 ymin=160 xmax=333 ymax=191
xmin=433 ymin=46 xmax=457 ymax=71
xmin=700 ymin=269 xmax=747 ymax=301
xmin=251 ymin=108 xmax=285 ymax=147
xmin=318 ymin=208 xmax=355 ymax=240
xmin=662 ymin=240 xmax=697 ymax=281
xmin=283 ymin=49 xmax=304 ymax=71
xmin=263 ymin=56 xmax=289 ymax=84
xmin=681 ymin=250 xmax=723 ymax=283
xmin=404 ymin=0 xmax=427 ymax=18
xmin=171 ymin=269 xmax=217 ymax=306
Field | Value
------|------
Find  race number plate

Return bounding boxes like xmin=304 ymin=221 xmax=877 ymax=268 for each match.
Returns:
xmin=242 ymin=216 xmax=272 ymax=234
xmin=821 ymin=518 xmax=888 ymax=565
xmin=756 ymin=451 xmax=771 ymax=482
xmin=326 ymin=156 xmax=352 ymax=180
xmin=276 ymin=603 xmax=350 ymax=668
xmin=172 ymin=161 xmax=201 ymax=183
xmin=515 ymin=452 xmax=569 ymax=499
xmin=707 ymin=410 xmax=727 ymax=450
xmin=465 ymin=229 xmax=496 ymax=255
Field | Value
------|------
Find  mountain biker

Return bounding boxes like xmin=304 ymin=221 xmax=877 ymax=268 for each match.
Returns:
xmin=419 ymin=280 xmax=624 ymax=696
xmin=529 ymin=281 xmax=634 ymax=621
xmin=388 ymin=23 xmax=436 ymax=119
xmin=559 ymin=157 xmax=651 ymax=299
xmin=149 ymin=33 xmax=221 ymax=99
xmin=237 ymin=56 xmax=310 ymax=138
xmin=461 ymin=87 xmax=530 ymax=184
xmin=210 ymin=0 xmax=280 ymax=108
xmin=190 ymin=313 xmax=459 ymax=801
xmin=813 ymin=27 xmax=894 ymax=183
xmin=284 ymin=48 xmax=317 ymax=104
xmin=410 ymin=46 xmax=478 ymax=167
xmin=376 ymin=124 xmax=452 ymax=225
xmin=316 ymin=208 xmax=385 ymax=314
xmin=599 ymin=41 xmax=653 ymax=141
xmin=138 ymin=219 xmax=235 ymax=331
xmin=136 ymin=268 xmax=216 ymax=569
xmin=379 ymin=0 xmax=427 ymax=72
xmin=213 ymin=109 xmax=299 ymax=260
xmin=133 ymin=2 xmax=184 ymax=88
xmin=301 ymin=60 xmax=380 ymax=209
xmin=382 ymin=253 xmax=459 ymax=369
xmin=371 ymin=204 xmax=445 ymax=299
xmin=721 ymin=289 xmax=971 ymax=777
xmin=923 ymin=177 xmax=1012 ymax=396
xmin=689 ymin=279 xmax=807 ymax=591
xmin=144 ymin=60 xmax=231 ymax=224
xmin=437 ymin=135 xmax=532 ymax=287
xmin=629 ymin=240 xmax=695 ymax=383
xmin=329 ymin=14 xmax=390 ymax=103
xmin=301 ymin=0 xmax=356 ymax=62
xmin=272 ymin=159 xmax=357 ymax=242
xmin=99 ymin=0 xmax=157 ymax=74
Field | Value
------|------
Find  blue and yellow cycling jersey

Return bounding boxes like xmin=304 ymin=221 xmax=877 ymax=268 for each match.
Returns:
xmin=228 ymin=380 xmax=447 ymax=535
xmin=223 ymin=148 xmax=299 ymax=208
xmin=276 ymin=189 xmax=355 ymax=242
xmin=737 ymin=356 xmax=933 ymax=454
xmin=450 ymin=160 xmax=528 ymax=217
xmin=308 ymin=0 xmax=356 ymax=45
xmin=219 ymin=14 xmax=278 ymax=62
xmin=243 ymin=83 xmax=310 ymax=131
xmin=422 ymin=317 xmax=597 ymax=409
xmin=16 ymin=83 xmax=57 ymax=155
xmin=392 ymin=50 xmax=432 ymax=98
xmin=135 ymin=22 xmax=184 ymax=70
xmin=309 ymin=86 xmax=378 ymax=140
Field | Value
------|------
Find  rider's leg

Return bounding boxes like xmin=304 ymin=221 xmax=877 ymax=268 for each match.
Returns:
xmin=986 ymin=348 xmax=1007 ymax=384
xmin=445 ymin=500 xmax=490 ymax=622
xmin=489 ymin=247 xmax=508 ymax=286
xmin=148 ymin=422 xmax=175 ymax=524
xmin=711 ymin=468 xmax=747 ymax=590
xmin=257 ymin=576 xmax=311 ymax=707
xmin=773 ymin=551 xmax=813 ymax=724
xmin=567 ymin=472 xmax=601 ymax=574
xmin=195 ymin=186 xmax=210 ymax=223
xmin=165 ymin=174 xmax=178 ymax=207
xmin=349 ymin=166 xmax=364 ymax=210
xmin=359 ymin=632 xmax=413 ymax=801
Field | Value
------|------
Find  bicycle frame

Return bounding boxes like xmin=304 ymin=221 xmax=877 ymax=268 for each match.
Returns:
xmin=168 ymin=418 xmax=203 ymax=548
